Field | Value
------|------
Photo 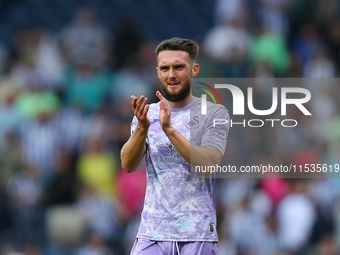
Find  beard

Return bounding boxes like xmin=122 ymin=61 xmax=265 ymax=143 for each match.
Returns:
xmin=160 ymin=78 xmax=191 ymax=103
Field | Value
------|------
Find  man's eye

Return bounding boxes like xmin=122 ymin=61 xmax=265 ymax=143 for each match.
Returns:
xmin=160 ymin=67 xmax=168 ymax=71
xmin=175 ymin=65 xmax=184 ymax=69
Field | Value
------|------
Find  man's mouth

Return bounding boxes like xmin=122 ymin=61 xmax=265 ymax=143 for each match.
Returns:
xmin=168 ymin=81 xmax=180 ymax=88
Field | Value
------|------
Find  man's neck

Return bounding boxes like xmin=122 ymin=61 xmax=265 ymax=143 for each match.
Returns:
xmin=168 ymin=94 xmax=194 ymax=108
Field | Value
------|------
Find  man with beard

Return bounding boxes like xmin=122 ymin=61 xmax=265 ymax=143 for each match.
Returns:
xmin=121 ymin=37 xmax=229 ymax=255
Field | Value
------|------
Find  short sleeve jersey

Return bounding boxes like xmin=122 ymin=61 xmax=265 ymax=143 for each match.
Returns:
xmin=130 ymin=97 xmax=229 ymax=242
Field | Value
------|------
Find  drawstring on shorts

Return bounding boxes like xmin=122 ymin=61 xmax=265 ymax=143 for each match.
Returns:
xmin=172 ymin=241 xmax=180 ymax=255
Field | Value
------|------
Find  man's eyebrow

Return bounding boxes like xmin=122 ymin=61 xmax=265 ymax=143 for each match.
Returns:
xmin=158 ymin=64 xmax=169 ymax=69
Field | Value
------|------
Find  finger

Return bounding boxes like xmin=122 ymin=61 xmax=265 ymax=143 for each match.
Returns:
xmin=159 ymin=98 xmax=164 ymax=111
xmin=159 ymin=92 xmax=168 ymax=107
xmin=156 ymin=91 xmax=163 ymax=101
xmin=135 ymin=95 xmax=145 ymax=113
xmin=142 ymin=104 xmax=149 ymax=119
xmin=131 ymin=95 xmax=138 ymax=102
xmin=139 ymin=98 xmax=148 ymax=115
xmin=131 ymin=96 xmax=137 ymax=109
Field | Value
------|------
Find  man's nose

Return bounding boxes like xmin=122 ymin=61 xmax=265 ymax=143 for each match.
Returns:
xmin=169 ymin=67 xmax=176 ymax=79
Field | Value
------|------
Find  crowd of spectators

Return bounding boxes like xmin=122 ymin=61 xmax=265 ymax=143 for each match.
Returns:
xmin=0 ymin=0 xmax=340 ymax=255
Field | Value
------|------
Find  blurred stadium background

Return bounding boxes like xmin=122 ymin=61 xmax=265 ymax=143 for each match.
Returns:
xmin=0 ymin=0 xmax=340 ymax=254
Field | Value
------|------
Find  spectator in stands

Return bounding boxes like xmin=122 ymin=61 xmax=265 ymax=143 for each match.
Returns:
xmin=276 ymin=179 xmax=316 ymax=253
xmin=62 ymin=52 xmax=111 ymax=115
xmin=77 ymin=136 xmax=117 ymax=197
xmin=73 ymin=231 xmax=113 ymax=255
xmin=258 ymin=0 xmax=290 ymax=36
xmin=18 ymin=104 xmax=60 ymax=185
xmin=34 ymin=30 xmax=64 ymax=88
xmin=59 ymin=5 xmax=110 ymax=68
xmin=293 ymin=23 xmax=325 ymax=67
xmin=250 ymin=21 xmax=290 ymax=75
xmin=0 ymin=43 xmax=8 ymax=75
xmin=76 ymin=184 xmax=124 ymax=252
xmin=214 ymin=0 xmax=246 ymax=25
xmin=111 ymin=58 xmax=152 ymax=104
xmin=112 ymin=17 xmax=142 ymax=70
xmin=0 ymin=131 xmax=21 ymax=199
xmin=303 ymin=49 xmax=336 ymax=78
xmin=203 ymin=15 xmax=249 ymax=65
xmin=327 ymin=19 xmax=340 ymax=69
xmin=46 ymin=150 xmax=79 ymax=206
xmin=6 ymin=164 xmax=44 ymax=249
xmin=0 ymin=83 xmax=22 ymax=153
xmin=15 ymin=73 xmax=59 ymax=120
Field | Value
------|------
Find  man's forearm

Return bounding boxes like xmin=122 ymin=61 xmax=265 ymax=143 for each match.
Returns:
xmin=164 ymin=127 xmax=222 ymax=175
xmin=121 ymin=125 xmax=148 ymax=173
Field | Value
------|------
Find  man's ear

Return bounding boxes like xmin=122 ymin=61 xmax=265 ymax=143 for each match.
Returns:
xmin=191 ymin=63 xmax=199 ymax=77
xmin=156 ymin=66 xmax=160 ymax=78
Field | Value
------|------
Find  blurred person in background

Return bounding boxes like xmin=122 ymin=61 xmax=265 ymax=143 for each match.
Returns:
xmin=21 ymin=240 xmax=42 ymax=255
xmin=308 ymin=205 xmax=337 ymax=255
xmin=62 ymin=52 xmax=111 ymax=115
xmin=0 ymin=244 xmax=24 ymax=255
xmin=52 ymin=104 xmax=87 ymax=155
xmin=0 ymin=131 xmax=21 ymax=203
xmin=0 ymin=183 xmax=12 ymax=250
xmin=34 ymin=30 xmax=64 ymax=88
xmin=276 ymin=179 xmax=316 ymax=254
xmin=303 ymin=49 xmax=336 ymax=78
xmin=0 ymin=82 xmax=23 ymax=183
xmin=203 ymin=15 xmax=249 ymax=70
xmin=313 ymin=0 xmax=339 ymax=30
xmin=111 ymin=57 xmax=152 ymax=105
xmin=257 ymin=0 xmax=290 ymax=36
xmin=327 ymin=19 xmax=340 ymax=69
xmin=6 ymin=163 xmax=44 ymax=250
xmin=16 ymin=75 xmax=60 ymax=185
xmin=214 ymin=0 xmax=247 ymax=25
xmin=45 ymin=150 xmax=79 ymax=206
xmin=223 ymin=184 xmax=279 ymax=255
xmin=0 ymin=42 xmax=8 ymax=75
xmin=59 ymin=5 xmax=110 ymax=68
xmin=112 ymin=17 xmax=142 ymax=71
xmin=115 ymin=164 xmax=146 ymax=252
xmin=8 ymin=26 xmax=38 ymax=88
xmin=138 ymin=40 xmax=159 ymax=89
xmin=111 ymin=98 xmax=137 ymax=150
xmin=15 ymin=73 xmax=59 ymax=120
xmin=81 ymin=106 xmax=116 ymax=150
xmin=293 ymin=23 xmax=325 ymax=68
xmin=74 ymin=231 xmax=114 ymax=255
xmin=77 ymin=136 xmax=118 ymax=197
xmin=0 ymin=78 xmax=22 ymax=245
xmin=76 ymin=184 xmax=126 ymax=255
xmin=250 ymin=21 xmax=290 ymax=75
xmin=203 ymin=13 xmax=250 ymax=78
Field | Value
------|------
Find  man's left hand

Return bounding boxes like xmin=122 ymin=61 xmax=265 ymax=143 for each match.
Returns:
xmin=156 ymin=91 xmax=173 ymax=132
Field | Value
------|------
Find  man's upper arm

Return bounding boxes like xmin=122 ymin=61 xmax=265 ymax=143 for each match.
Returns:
xmin=201 ymin=106 xmax=230 ymax=155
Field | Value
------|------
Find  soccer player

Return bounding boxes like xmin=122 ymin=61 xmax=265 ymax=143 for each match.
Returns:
xmin=120 ymin=37 xmax=229 ymax=255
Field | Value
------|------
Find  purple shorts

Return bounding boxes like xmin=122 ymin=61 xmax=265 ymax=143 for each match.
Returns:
xmin=130 ymin=238 xmax=217 ymax=255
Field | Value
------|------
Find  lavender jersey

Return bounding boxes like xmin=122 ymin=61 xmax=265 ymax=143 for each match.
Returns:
xmin=130 ymin=97 xmax=229 ymax=242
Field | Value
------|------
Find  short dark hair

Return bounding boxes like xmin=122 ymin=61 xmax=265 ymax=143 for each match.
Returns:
xmin=155 ymin=37 xmax=199 ymax=63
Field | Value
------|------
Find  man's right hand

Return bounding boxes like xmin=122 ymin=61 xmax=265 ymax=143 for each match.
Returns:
xmin=121 ymin=95 xmax=150 ymax=173
xmin=131 ymin=95 xmax=150 ymax=129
